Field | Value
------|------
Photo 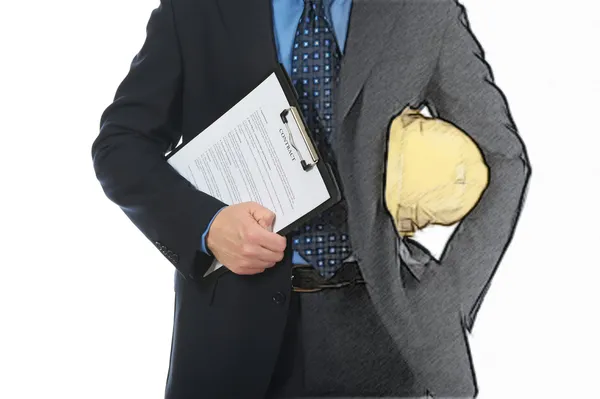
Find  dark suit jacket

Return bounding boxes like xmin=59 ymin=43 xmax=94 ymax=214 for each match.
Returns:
xmin=92 ymin=0 xmax=531 ymax=397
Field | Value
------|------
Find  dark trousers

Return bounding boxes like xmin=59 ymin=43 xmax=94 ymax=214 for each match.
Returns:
xmin=265 ymin=280 xmax=416 ymax=398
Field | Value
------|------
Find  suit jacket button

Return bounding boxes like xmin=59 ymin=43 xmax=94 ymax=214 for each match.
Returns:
xmin=272 ymin=292 xmax=286 ymax=305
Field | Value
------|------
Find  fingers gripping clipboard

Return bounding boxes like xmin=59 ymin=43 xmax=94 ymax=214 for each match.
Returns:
xmin=165 ymin=63 xmax=342 ymax=279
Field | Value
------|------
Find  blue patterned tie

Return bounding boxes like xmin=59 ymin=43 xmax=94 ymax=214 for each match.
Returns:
xmin=289 ymin=0 xmax=353 ymax=279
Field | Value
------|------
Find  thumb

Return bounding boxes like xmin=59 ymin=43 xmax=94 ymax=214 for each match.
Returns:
xmin=249 ymin=204 xmax=276 ymax=232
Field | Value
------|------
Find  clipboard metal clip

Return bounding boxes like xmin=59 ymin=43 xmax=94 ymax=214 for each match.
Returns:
xmin=280 ymin=107 xmax=319 ymax=171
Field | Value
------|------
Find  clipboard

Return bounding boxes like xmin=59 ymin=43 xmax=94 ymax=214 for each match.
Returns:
xmin=165 ymin=63 xmax=342 ymax=277
xmin=269 ymin=63 xmax=342 ymax=236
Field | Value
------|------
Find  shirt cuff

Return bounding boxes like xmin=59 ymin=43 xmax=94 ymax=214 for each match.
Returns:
xmin=200 ymin=206 xmax=227 ymax=256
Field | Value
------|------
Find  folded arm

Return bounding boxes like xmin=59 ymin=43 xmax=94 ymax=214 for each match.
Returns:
xmin=91 ymin=0 xmax=227 ymax=280
xmin=425 ymin=0 xmax=532 ymax=332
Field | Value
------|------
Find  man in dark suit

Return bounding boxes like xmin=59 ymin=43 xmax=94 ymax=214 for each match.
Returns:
xmin=92 ymin=0 xmax=530 ymax=397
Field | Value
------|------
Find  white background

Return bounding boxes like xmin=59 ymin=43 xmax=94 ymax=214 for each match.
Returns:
xmin=1 ymin=0 xmax=599 ymax=398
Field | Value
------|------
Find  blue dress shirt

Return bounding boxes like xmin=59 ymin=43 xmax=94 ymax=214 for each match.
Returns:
xmin=201 ymin=0 xmax=353 ymax=264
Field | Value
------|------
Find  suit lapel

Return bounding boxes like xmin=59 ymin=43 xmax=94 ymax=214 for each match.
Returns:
xmin=215 ymin=0 xmax=279 ymax=79
xmin=335 ymin=0 xmax=405 ymax=124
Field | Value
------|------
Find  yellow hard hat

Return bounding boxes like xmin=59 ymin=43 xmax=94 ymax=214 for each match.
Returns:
xmin=385 ymin=107 xmax=489 ymax=237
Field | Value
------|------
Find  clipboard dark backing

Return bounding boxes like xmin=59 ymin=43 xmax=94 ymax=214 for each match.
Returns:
xmin=270 ymin=63 xmax=343 ymax=236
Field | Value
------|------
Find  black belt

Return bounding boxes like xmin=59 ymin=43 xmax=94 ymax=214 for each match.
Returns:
xmin=291 ymin=261 xmax=365 ymax=293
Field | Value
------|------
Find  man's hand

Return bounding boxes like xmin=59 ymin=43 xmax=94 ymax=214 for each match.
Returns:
xmin=206 ymin=202 xmax=287 ymax=275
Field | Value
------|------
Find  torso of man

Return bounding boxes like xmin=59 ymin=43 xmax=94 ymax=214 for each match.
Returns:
xmin=93 ymin=0 xmax=529 ymax=397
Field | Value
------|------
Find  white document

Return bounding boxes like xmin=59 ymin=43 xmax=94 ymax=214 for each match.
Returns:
xmin=167 ymin=72 xmax=331 ymax=276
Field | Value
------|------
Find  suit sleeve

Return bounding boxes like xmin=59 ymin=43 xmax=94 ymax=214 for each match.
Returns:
xmin=425 ymin=1 xmax=532 ymax=332
xmin=91 ymin=0 xmax=228 ymax=280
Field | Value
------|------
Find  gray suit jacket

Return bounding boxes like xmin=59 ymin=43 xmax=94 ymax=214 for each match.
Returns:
xmin=330 ymin=0 xmax=531 ymax=396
